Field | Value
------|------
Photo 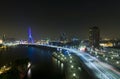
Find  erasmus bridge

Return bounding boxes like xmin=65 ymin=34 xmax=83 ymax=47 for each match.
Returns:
xmin=28 ymin=27 xmax=34 ymax=44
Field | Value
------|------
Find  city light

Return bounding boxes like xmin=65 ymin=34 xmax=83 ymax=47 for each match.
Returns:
xmin=72 ymin=73 xmax=76 ymax=77
xmin=71 ymin=65 xmax=74 ymax=68
xmin=0 ymin=65 xmax=11 ymax=75
xmin=27 ymin=62 xmax=31 ymax=68
xmin=1 ymin=1 xmax=120 ymax=79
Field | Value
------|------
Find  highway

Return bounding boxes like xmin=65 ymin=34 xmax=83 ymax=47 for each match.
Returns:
xmin=64 ymin=48 xmax=120 ymax=79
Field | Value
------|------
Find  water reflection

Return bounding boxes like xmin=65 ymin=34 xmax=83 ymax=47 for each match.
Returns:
xmin=27 ymin=68 xmax=31 ymax=79
xmin=52 ymin=56 xmax=65 ymax=74
xmin=28 ymin=47 xmax=34 ymax=61
xmin=0 ymin=46 xmax=65 ymax=79
xmin=61 ymin=63 xmax=64 ymax=71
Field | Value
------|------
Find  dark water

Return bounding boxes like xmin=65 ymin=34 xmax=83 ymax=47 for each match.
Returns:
xmin=0 ymin=45 xmax=64 ymax=79
xmin=0 ymin=45 xmax=94 ymax=79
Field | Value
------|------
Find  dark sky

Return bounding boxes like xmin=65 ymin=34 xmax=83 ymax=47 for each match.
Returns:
xmin=0 ymin=0 xmax=120 ymax=40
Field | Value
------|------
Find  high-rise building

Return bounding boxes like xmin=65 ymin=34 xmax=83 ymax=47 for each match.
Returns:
xmin=2 ymin=34 xmax=6 ymax=43
xmin=60 ymin=32 xmax=67 ymax=43
xmin=89 ymin=26 xmax=100 ymax=48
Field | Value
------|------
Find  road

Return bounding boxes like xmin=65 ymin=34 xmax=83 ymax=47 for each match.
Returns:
xmin=64 ymin=48 xmax=120 ymax=79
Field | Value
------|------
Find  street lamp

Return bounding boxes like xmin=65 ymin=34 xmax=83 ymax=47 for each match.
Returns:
xmin=70 ymin=60 xmax=72 ymax=63
xmin=111 ymin=57 xmax=113 ymax=60
xmin=71 ymin=65 xmax=74 ymax=68
xmin=105 ymin=58 xmax=108 ymax=61
xmin=78 ymin=67 xmax=81 ymax=71
xmin=116 ymin=61 xmax=119 ymax=64
xmin=73 ymin=73 xmax=76 ymax=77
xmin=70 ymin=56 xmax=72 ymax=59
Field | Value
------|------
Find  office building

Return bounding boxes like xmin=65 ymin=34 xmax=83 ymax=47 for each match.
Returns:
xmin=89 ymin=26 xmax=100 ymax=48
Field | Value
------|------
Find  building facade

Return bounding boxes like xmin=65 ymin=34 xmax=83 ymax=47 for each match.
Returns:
xmin=89 ymin=26 xmax=100 ymax=48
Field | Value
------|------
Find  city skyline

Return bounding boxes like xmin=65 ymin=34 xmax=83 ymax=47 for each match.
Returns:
xmin=0 ymin=1 xmax=120 ymax=40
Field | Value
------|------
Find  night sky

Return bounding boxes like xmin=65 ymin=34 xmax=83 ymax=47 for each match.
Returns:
xmin=0 ymin=0 xmax=120 ymax=40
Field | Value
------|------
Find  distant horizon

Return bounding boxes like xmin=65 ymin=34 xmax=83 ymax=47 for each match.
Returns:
xmin=0 ymin=1 xmax=120 ymax=40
